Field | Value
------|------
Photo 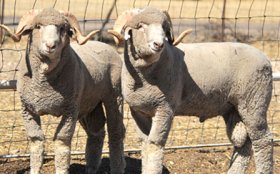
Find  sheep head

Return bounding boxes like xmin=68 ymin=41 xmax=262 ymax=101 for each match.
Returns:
xmin=0 ymin=8 xmax=99 ymax=57
xmin=108 ymin=7 xmax=192 ymax=65
xmin=108 ymin=7 xmax=192 ymax=46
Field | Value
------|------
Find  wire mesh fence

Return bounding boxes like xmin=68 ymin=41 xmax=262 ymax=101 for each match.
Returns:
xmin=1 ymin=0 xmax=280 ymax=159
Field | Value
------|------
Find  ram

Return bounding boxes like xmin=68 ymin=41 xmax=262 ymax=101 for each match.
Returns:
xmin=109 ymin=7 xmax=273 ymax=174
xmin=0 ymin=8 xmax=125 ymax=174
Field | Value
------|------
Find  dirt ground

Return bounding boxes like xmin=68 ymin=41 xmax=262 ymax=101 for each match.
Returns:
xmin=1 ymin=145 xmax=279 ymax=174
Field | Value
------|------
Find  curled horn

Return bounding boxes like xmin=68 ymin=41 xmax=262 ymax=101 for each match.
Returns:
xmin=107 ymin=29 xmax=125 ymax=45
xmin=62 ymin=12 xmax=99 ymax=45
xmin=108 ymin=8 xmax=142 ymax=45
xmin=0 ymin=24 xmax=20 ymax=41
xmin=172 ymin=29 xmax=192 ymax=46
xmin=0 ymin=9 xmax=41 ymax=42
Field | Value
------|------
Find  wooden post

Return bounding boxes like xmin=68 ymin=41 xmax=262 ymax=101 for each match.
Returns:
xmin=0 ymin=0 xmax=4 ymax=43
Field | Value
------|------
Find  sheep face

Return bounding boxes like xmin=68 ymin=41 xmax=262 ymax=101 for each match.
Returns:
xmin=26 ymin=8 xmax=71 ymax=61
xmin=32 ymin=23 xmax=70 ymax=60
xmin=126 ymin=22 xmax=166 ymax=65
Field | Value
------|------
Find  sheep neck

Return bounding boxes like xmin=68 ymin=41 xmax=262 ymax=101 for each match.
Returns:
xmin=124 ymin=41 xmax=174 ymax=90
xmin=125 ymin=40 xmax=166 ymax=69
xmin=24 ymin=34 xmax=33 ymax=78
xmin=125 ymin=41 xmax=171 ymax=71
xmin=25 ymin=37 xmax=70 ymax=82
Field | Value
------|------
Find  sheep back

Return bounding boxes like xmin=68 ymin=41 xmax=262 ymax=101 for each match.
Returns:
xmin=175 ymin=42 xmax=272 ymax=117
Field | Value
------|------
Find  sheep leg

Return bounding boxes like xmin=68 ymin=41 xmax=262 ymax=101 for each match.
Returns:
xmin=54 ymin=111 xmax=78 ymax=174
xmin=142 ymin=109 xmax=173 ymax=174
xmin=104 ymin=95 xmax=126 ymax=174
xmin=22 ymin=108 xmax=45 ymax=174
xmin=79 ymin=102 xmax=106 ymax=174
xmin=238 ymin=104 xmax=273 ymax=174
xmin=130 ymin=109 xmax=159 ymax=173
xmin=223 ymin=110 xmax=251 ymax=173
xmin=227 ymin=139 xmax=252 ymax=174
xmin=130 ymin=108 xmax=152 ymax=141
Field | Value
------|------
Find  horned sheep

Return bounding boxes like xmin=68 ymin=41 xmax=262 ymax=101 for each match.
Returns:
xmin=109 ymin=7 xmax=274 ymax=174
xmin=0 ymin=8 xmax=125 ymax=174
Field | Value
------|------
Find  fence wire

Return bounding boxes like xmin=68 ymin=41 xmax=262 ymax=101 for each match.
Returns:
xmin=1 ymin=0 xmax=280 ymax=158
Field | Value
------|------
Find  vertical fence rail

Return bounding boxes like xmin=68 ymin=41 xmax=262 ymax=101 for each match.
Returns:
xmin=221 ymin=0 xmax=226 ymax=41
xmin=0 ymin=0 xmax=4 ymax=44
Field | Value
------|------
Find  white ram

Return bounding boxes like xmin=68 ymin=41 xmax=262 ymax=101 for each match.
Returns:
xmin=109 ymin=7 xmax=273 ymax=174
xmin=0 ymin=8 xmax=125 ymax=174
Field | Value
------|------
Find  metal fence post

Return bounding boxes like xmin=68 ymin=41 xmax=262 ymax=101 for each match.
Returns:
xmin=0 ymin=0 xmax=4 ymax=44
xmin=221 ymin=0 xmax=227 ymax=42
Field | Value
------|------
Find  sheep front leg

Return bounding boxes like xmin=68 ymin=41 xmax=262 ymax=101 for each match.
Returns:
xmin=142 ymin=109 xmax=173 ymax=174
xmin=54 ymin=112 xmax=78 ymax=174
xmin=22 ymin=108 xmax=45 ymax=174
xmin=130 ymin=108 xmax=151 ymax=142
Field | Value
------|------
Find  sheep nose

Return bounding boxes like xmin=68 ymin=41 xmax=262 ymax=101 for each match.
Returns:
xmin=45 ymin=42 xmax=56 ymax=51
xmin=153 ymin=41 xmax=164 ymax=50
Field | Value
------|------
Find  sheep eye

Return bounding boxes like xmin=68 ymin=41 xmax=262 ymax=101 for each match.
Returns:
xmin=35 ymin=25 xmax=41 ymax=29
xmin=60 ymin=26 xmax=65 ymax=33
xmin=67 ymin=28 xmax=74 ymax=37
xmin=137 ymin=23 xmax=147 ymax=31
xmin=137 ymin=23 xmax=145 ymax=29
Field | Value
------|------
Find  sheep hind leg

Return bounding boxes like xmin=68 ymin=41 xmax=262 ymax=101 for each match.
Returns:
xmin=22 ymin=108 xmax=45 ymax=174
xmin=104 ymin=95 xmax=126 ymax=174
xmin=227 ymin=139 xmax=252 ymax=174
xmin=79 ymin=102 xmax=106 ymax=174
xmin=237 ymin=103 xmax=273 ymax=174
xmin=223 ymin=109 xmax=251 ymax=174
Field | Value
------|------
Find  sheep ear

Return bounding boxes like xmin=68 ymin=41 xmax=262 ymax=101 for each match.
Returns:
xmin=162 ymin=10 xmax=174 ymax=45
xmin=165 ymin=29 xmax=174 ymax=45
xmin=63 ymin=11 xmax=100 ymax=45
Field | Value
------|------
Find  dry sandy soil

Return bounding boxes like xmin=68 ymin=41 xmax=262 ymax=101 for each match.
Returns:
xmin=1 ymin=145 xmax=280 ymax=174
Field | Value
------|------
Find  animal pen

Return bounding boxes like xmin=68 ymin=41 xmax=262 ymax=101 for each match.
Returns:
xmin=0 ymin=0 xmax=280 ymax=173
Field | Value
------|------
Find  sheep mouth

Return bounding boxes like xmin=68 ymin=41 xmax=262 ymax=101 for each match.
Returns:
xmin=149 ymin=43 xmax=164 ymax=53
xmin=40 ymin=49 xmax=56 ymax=56
xmin=151 ymin=47 xmax=163 ymax=53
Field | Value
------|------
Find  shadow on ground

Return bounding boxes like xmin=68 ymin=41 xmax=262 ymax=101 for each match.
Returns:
xmin=70 ymin=156 xmax=170 ymax=174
